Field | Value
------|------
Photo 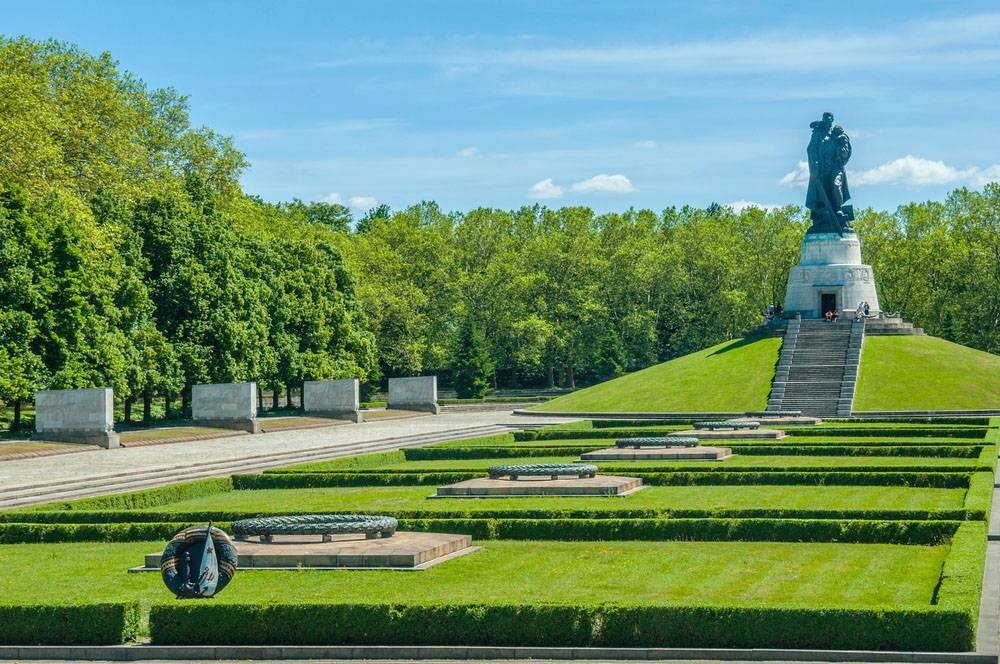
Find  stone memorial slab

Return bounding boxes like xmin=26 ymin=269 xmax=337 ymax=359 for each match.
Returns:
xmin=672 ymin=428 xmax=785 ymax=440
xmin=581 ymin=446 xmax=732 ymax=461
xmin=388 ymin=376 xmax=440 ymax=414
xmin=192 ymin=381 xmax=261 ymax=433
xmin=435 ymin=475 xmax=643 ymax=497
xmin=34 ymin=387 xmax=119 ymax=448
xmin=303 ymin=378 xmax=363 ymax=422
xmin=138 ymin=531 xmax=477 ymax=571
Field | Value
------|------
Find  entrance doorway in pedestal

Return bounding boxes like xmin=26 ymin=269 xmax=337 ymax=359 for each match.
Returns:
xmin=820 ymin=292 xmax=837 ymax=316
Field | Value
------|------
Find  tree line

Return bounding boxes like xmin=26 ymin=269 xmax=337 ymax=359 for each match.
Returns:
xmin=1 ymin=37 xmax=998 ymax=428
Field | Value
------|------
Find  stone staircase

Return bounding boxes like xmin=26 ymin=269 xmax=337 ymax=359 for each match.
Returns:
xmin=767 ymin=318 xmax=864 ymax=417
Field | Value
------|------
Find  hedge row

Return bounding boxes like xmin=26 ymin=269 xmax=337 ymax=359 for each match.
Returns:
xmin=936 ymin=522 xmax=987 ymax=607
xmin=962 ymin=472 xmax=994 ymax=521
xmin=786 ymin=427 xmax=988 ymax=439
xmin=0 ymin=603 xmax=140 ymax=645
xmin=824 ymin=417 xmax=991 ymax=425
xmin=399 ymin=444 xmax=986 ymax=461
xmin=148 ymin=602 xmax=973 ymax=651
xmin=232 ymin=470 xmax=973 ymax=489
xmin=1 ymin=502 xmax=978 ymax=524
xmin=32 ymin=477 xmax=233 ymax=512
xmin=0 ymin=518 xmax=960 ymax=545
xmin=514 ymin=427 xmax=989 ymax=441
xmin=592 ymin=419 xmax=697 ymax=428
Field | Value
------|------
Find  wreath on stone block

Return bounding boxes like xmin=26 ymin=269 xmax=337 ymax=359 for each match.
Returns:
xmin=160 ymin=525 xmax=238 ymax=599
xmin=615 ymin=436 xmax=700 ymax=449
xmin=487 ymin=463 xmax=598 ymax=480
xmin=695 ymin=420 xmax=760 ymax=429
xmin=230 ymin=514 xmax=398 ymax=540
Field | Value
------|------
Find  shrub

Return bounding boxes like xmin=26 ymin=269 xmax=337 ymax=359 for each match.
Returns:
xmin=232 ymin=470 xmax=972 ymax=489
xmin=32 ymin=478 xmax=233 ymax=512
xmin=0 ymin=603 xmax=140 ymax=644
xmin=0 ymin=521 xmax=218 ymax=543
xmin=149 ymin=602 xmax=973 ymax=650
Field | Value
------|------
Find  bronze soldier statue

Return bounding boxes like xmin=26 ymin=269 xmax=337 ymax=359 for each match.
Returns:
xmin=805 ymin=112 xmax=854 ymax=235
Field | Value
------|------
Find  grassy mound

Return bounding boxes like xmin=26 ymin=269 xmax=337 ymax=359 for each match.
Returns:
xmin=533 ymin=337 xmax=780 ymax=413
xmin=856 ymin=336 xmax=1000 ymax=411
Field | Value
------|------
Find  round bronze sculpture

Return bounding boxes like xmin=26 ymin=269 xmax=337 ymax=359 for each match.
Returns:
xmin=230 ymin=514 xmax=398 ymax=542
xmin=616 ymin=436 xmax=700 ymax=449
xmin=488 ymin=463 xmax=598 ymax=480
xmin=160 ymin=525 xmax=238 ymax=598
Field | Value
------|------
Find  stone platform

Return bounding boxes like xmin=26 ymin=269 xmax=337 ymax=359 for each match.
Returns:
xmin=673 ymin=428 xmax=786 ymax=440
xmin=580 ymin=446 xmax=732 ymax=461
xmin=136 ymin=531 xmax=477 ymax=571
xmin=755 ymin=416 xmax=821 ymax=426
xmin=435 ymin=475 xmax=642 ymax=497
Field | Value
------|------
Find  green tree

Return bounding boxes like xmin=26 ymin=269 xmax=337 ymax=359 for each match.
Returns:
xmin=452 ymin=313 xmax=493 ymax=398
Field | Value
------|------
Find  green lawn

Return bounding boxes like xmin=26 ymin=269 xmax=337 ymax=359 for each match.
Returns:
xmin=532 ymin=337 xmax=781 ymax=413
xmin=147 ymin=484 xmax=966 ymax=514
xmin=856 ymin=336 xmax=1000 ymax=411
xmin=0 ymin=540 xmax=947 ymax=608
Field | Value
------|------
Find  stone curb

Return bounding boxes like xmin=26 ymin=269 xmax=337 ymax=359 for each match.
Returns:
xmin=0 ymin=645 xmax=994 ymax=662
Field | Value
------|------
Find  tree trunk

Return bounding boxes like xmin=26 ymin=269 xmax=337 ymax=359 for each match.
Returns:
xmin=12 ymin=399 xmax=21 ymax=431
xmin=546 ymin=366 xmax=555 ymax=388
xmin=142 ymin=393 xmax=152 ymax=423
xmin=273 ymin=388 xmax=280 ymax=410
xmin=257 ymin=386 xmax=263 ymax=411
xmin=286 ymin=385 xmax=292 ymax=408
xmin=182 ymin=387 xmax=190 ymax=418
xmin=124 ymin=398 xmax=133 ymax=423
xmin=567 ymin=366 xmax=576 ymax=389
xmin=164 ymin=394 xmax=172 ymax=420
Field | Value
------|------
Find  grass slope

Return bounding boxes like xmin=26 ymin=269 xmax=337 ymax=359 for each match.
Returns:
xmin=856 ymin=336 xmax=1000 ymax=411
xmin=0 ymin=540 xmax=945 ymax=607
xmin=534 ymin=337 xmax=780 ymax=413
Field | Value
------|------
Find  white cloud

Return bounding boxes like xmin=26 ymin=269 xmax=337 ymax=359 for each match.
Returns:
xmin=634 ymin=140 xmax=657 ymax=149
xmin=570 ymin=174 xmax=635 ymax=194
xmin=528 ymin=178 xmax=565 ymax=199
xmin=972 ymin=165 xmax=1000 ymax=187
xmin=320 ymin=192 xmax=344 ymax=204
xmin=853 ymin=155 xmax=973 ymax=186
xmin=726 ymin=200 xmax=783 ymax=213
xmin=779 ymin=161 xmax=810 ymax=188
xmin=457 ymin=146 xmax=479 ymax=158
xmin=349 ymin=195 xmax=378 ymax=209
xmin=781 ymin=155 xmax=1000 ymax=189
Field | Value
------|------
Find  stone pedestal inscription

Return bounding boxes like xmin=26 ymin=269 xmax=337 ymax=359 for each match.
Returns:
xmin=303 ymin=378 xmax=363 ymax=422
xmin=388 ymin=376 xmax=440 ymax=414
xmin=783 ymin=232 xmax=880 ymax=319
xmin=192 ymin=382 xmax=261 ymax=433
xmin=34 ymin=387 xmax=119 ymax=448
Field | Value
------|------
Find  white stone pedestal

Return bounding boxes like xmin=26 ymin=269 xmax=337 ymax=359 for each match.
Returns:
xmin=783 ymin=232 xmax=880 ymax=319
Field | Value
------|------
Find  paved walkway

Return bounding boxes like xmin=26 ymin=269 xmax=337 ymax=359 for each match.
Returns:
xmin=0 ymin=411 xmax=575 ymax=501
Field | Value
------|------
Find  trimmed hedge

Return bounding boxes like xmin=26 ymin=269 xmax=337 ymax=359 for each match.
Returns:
xmin=592 ymin=419 xmax=697 ymax=428
xmin=515 ymin=427 xmax=989 ymax=441
xmin=0 ymin=503 xmax=978 ymax=525
xmin=0 ymin=603 xmax=140 ymax=645
xmin=786 ymin=427 xmax=989 ymax=439
xmin=232 ymin=470 xmax=973 ymax=489
xmin=0 ymin=518 xmax=960 ymax=544
xmin=825 ymin=417 xmax=991 ymax=425
xmin=962 ymin=472 xmax=994 ymax=521
xmin=400 ymin=444 xmax=985 ymax=461
xmin=0 ymin=521 xmax=213 ymax=543
xmin=31 ymin=477 xmax=233 ymax=512
xmin=148 ymin=601 xmax=973 ymax=651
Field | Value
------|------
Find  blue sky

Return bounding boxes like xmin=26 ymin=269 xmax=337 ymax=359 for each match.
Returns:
xmin=5 ymin=0 xmax=1000 ymax=214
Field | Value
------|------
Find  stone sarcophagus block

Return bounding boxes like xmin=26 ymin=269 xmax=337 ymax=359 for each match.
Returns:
xmin=388 ymin=376 xmax=440 ymax=414
xmin=191 ymin=382 xmax=261 ymax=433
xmin=34 ymin=387 xmax=119 ymax=448
xmin=303 ymin=378 xmax=363 ymax=422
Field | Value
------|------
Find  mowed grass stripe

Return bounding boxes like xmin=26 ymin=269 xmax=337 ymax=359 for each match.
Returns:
xmin=0 ymin=539 xmax=947 ymax=607
xmin=139 ymin=485 xmax=967 ymax=514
